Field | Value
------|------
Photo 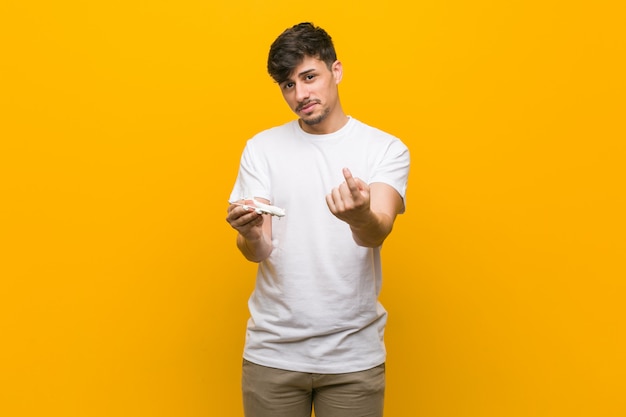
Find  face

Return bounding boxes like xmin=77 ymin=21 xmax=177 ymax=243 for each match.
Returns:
xmin=279 ymin=55 xmax=343 ymax=129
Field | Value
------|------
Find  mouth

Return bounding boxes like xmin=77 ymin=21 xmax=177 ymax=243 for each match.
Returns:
xmin=297 ymin=100 xmax=320 ymax=113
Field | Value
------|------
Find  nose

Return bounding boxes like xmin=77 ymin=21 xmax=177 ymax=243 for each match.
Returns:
xmin=295 ymin=82 xmax=310 ymax=102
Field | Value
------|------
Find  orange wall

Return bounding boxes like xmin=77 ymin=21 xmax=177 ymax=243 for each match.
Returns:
xmin=1 ymin=1 xmax=624 ymax=416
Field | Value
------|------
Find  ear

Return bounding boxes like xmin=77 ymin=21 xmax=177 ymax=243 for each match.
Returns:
xmin=332 ymin=60 xmax=343 ymax=84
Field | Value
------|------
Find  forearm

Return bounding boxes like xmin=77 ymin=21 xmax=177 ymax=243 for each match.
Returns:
xmin=227 ymin=197 xmax=274 ymax=263
xmin=349 ymin=211 xmax=395 ymax=248
xmin=237 ymin=232 xmax=273 ymax=262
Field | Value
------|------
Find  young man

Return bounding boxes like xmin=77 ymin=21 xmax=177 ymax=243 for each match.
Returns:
xmin=226 ymin=22 xmax=410 ymax=417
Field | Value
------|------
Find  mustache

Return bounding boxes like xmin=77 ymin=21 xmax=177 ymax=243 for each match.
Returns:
xmin=296 ymin=99 xmax=321 ymax=112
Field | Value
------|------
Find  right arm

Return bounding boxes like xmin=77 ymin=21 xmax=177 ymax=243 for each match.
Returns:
xmin=226 ymin=198 xmax=273 ymax=262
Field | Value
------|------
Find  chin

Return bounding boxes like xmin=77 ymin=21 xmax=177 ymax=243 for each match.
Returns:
xmin=301 ymin=109 xmax=330 ymax=126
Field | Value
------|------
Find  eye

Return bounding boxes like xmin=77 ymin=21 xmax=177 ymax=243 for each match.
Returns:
xmin=305 ymin=74 xmax=316 ymax=81
xmin=282 ymin=82 xmax=295 ymax=90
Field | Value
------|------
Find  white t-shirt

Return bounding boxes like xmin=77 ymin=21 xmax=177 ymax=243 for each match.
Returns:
xmin=230 ymin=117 xmax=410 ymax=374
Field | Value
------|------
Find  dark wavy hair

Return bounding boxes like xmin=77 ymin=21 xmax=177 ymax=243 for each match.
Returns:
xmin=267 ymin=22 xmax=337 ymax=84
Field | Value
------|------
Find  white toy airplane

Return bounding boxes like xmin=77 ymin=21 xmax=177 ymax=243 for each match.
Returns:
xmin=229 ymin=198 xmax=286 ymax=217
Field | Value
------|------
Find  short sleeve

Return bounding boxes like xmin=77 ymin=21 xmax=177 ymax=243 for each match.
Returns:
xmin=369 ymin=138 xmax=410 ymax=212
xmin=229 ymin=140 xmax=272 ymax=202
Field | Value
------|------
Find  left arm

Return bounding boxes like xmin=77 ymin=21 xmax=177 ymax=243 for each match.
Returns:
xmin=326 ymin=168 xmax=404 ymax=247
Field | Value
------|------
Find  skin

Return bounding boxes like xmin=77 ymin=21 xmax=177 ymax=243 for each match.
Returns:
xmin=279 ymin=55 xmax=347 ymax=135
xmin=226 ymin=55 xmax=404 ymax=261
xmin=226 ymin=197 xmax=273 ymax=262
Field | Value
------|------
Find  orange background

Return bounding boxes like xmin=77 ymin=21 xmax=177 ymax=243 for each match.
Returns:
xmin=1 ymin=1 xmax=624 ymax=416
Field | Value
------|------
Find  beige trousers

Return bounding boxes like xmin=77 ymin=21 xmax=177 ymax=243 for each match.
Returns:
xmin=242 ymin=359 xmax=385 ymax=417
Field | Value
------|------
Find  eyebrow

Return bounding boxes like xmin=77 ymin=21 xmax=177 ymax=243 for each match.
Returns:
xmin=297 ymin=68 xmax=316 ymax=77
xmin=280 ymin=68 xmax=318 ymax=85
xmin=285 ymin=68 xmax=316 ymax=82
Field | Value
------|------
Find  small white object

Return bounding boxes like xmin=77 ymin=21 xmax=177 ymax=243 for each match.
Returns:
xmin=229 ymin=198 xmax=286 ymax=217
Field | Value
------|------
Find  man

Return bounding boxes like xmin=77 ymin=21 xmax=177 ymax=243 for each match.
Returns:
xmin=226 ymin=22 xmax=410 ymax=417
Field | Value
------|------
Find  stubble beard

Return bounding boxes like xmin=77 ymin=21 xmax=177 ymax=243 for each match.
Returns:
xmin=300 ymin=106 xmax=331 ymax=126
